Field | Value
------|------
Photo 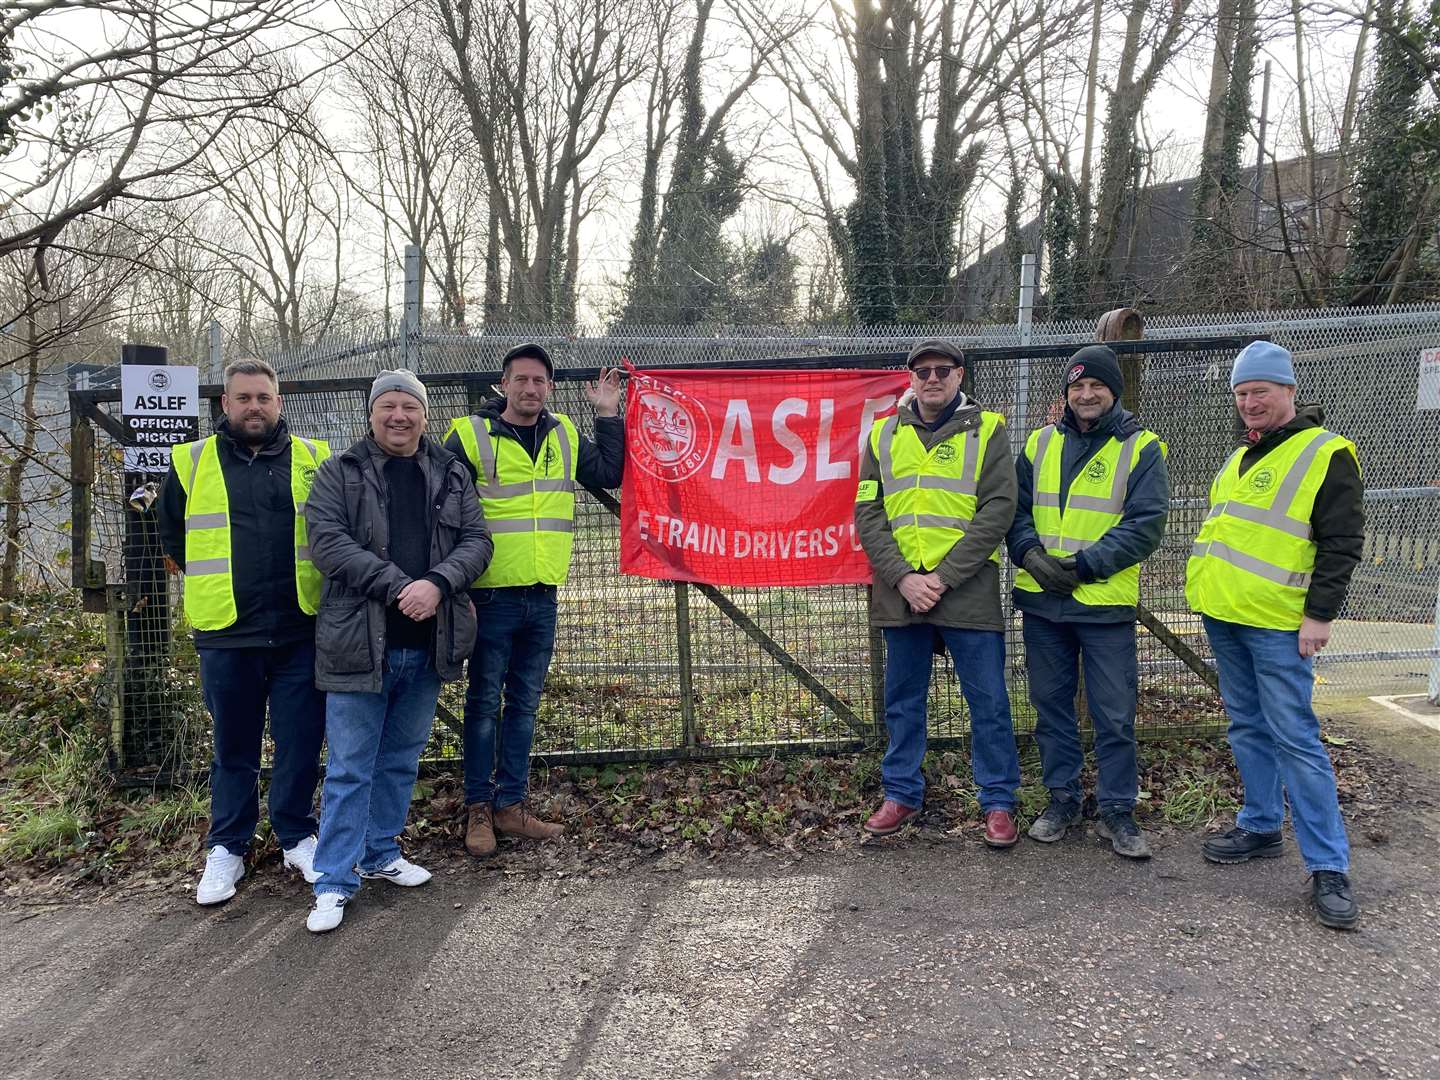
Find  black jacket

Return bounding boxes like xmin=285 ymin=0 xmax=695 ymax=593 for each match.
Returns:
xmin=1006 ymin=404 xmax=1170 ymax=624
xmin=442 ymin=399 xmax=624 ymax=491
xmin=1235 ymin=404 xmax=1364 ymax=621
xmin=156 ymin=417 xmax=315 ymax=649
xmin=305 ymin=435 xmax=493 ymax=692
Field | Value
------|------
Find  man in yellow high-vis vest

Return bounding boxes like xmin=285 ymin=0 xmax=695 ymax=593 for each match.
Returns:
xmin=1187 ymin=341 xmax=1364 ymax=930
xmin=443 ymin=343 xmax=624 ymax=857
xmin=1007 ymin=345 xmax=1169 ymax=860
xmin=157 ymin=358 xmax=331 ymax=907
xmin=854 ymin=339 xmax=1023 ymax=846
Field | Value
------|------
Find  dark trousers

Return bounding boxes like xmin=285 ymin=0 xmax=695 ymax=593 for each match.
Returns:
xmin=462 ymin=585 xmax=558 ymax=808
xmin=1021 ymin=613 xmax=1139 ymax=813
xmin=198 ymin=641 xmax=327 ymax=853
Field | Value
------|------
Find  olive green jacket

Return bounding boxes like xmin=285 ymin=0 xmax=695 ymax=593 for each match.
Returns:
xmin=854 ymin=395 xmax=1017 ymax=631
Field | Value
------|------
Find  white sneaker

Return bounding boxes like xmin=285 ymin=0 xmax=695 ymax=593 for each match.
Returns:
xmin=282 ymin=835 xmax=322 ymax=884
xmin=306 ymin=893 xmax=347 ymax=933
xmin=196 ymin=845 xmax=245 ymax=906
xmin=357 ymin=857 xmax=431 ymax=887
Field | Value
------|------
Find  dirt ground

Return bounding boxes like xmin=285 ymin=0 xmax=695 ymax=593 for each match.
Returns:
xmin=2 ymin=697 xmax=1438 ymax=1080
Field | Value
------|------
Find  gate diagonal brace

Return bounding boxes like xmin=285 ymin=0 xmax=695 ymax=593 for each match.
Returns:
xmin=584 ymin=485 xmax=872 ymax=738
xmin=1136 ymin=603 xmax=1220 ymax=693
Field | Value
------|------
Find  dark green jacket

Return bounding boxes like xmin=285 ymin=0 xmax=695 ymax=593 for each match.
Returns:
xmin=854 ymin=394 xmax=1017 ymax=631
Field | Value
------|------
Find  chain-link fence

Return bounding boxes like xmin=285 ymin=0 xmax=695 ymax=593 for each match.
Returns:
xmin=64 ymin=315 xmax=1440 ymax=778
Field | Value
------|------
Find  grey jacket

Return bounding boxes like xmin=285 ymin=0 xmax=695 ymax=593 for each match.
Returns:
xmin=305 ymin=435 xmax=493 ymax=692
xmin=855 ymin=394 xmax=1017 ymax=631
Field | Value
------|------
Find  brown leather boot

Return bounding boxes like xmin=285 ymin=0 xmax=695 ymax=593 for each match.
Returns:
xmin=465 ymin=803 xmax=496 ymax=858
xmin=492 ymin=802 xmax=563 ymax=841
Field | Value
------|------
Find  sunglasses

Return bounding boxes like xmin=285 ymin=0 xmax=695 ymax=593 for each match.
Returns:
xmin=911 ymin=365 xmax=956 ymax=382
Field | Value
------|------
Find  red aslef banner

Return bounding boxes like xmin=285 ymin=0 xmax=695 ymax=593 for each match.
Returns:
xmin=620 ymin=366 xmax=910 ymax=586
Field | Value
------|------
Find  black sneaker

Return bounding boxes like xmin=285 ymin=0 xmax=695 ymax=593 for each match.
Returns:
xmin=1202 ymin=826 xmax=1284 ymax=864
xmin=1026 ymin=798 xmax=1082 ymax=843
xmin=1311 ymin=871 xmax=1359 ymax=930
xmin=1095 ymin=810 xmax=1151 ymax=859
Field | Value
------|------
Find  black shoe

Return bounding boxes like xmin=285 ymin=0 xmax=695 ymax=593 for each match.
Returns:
xmin=1095 ymin=810 xmax=1151 ymax=859
xmin=1027 ymin=798 xmax=1082 ymax=843
xmin=1202 ymin=826 xmax=1284 ymax=864
xmin=1311 ymin=871 xmax=1359 ymax=930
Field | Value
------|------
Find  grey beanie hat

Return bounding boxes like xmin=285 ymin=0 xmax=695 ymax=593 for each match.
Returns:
xmin=369 ymin=368 xmax=428 ymax=411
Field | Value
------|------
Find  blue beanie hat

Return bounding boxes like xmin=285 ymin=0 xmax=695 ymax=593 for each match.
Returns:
xmin=1230 ymin=341 xmax=1295 ymax=389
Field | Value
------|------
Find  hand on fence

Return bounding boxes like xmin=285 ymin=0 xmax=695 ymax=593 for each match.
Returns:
xmin=1023 ymin=549 xmax=1079 ymax=595
xmin=899 ymin=572 xmax=945 ymax=613
xmin=585 ymin=367 xmax=622 ymax=417
xmin=397 ymin=579 xmax=442 ymax=621
xmin=1299 ymin=616 xmax=1332 ymax=657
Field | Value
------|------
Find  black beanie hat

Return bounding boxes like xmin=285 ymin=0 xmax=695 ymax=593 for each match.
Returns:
xmin=503 ymin=342 xmax=554 ymax=377
xmin=1064 ymin=344 xmax=1124 ymax=399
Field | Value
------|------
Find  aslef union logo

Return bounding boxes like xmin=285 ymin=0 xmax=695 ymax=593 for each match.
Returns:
xmin=148 ymin=370 xmax=171 ymax=391
xmin=632 ymin=378 xmax=713 ymax=482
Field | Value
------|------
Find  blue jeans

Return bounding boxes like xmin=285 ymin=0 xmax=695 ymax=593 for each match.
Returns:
xmin=1203 ymin=616 xmax=1350 ymax=874
xmin=313 ymin=648 xmax=440 ymax=898
xmin=881 ymin=624 xmax=1021 ymax=812
xmin=198 ymin=641 xmax=326 ymax=854
xmin=1022 ymin=614 xmax=1139 ymax=813
xmin=462 ymin=586 xmax=558 ymax=808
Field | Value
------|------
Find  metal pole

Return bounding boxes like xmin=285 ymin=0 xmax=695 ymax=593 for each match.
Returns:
xmin=404 ymin=244 xmax=422 ymax=373
xmin=1429 ymin=576 xmax=1440 ymax=706
xmin=1015 ymin=253 xmax=1037 ymax=428
xmin=207 ymin=320 xmax=223 ymax=382
xmin=675 ymin=583 xmax=697 ymax=748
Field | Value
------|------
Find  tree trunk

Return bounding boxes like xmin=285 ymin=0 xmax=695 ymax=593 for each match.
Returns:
xmin=1 ymin=306 xmax=41 ymax=599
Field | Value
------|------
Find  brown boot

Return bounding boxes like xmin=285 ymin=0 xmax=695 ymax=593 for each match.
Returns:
xmin=465 ymin=803 xmax=496 ymax=858
xmin=493 ymin=802 xmax=563 ymax=841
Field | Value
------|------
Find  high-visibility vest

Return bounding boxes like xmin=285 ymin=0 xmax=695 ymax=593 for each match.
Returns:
xmin=448 ymin=413 xmax=579 ymax=587
xmin=856 ymin=410 xmax=1005 ymax=570
xmin=1014 ymin=425 xmax=1166 ymax=607
xmin=1186 ymin=427 xmax=1357 ymax=631
xmin=171 ymin=434 xmax=330 ymax=630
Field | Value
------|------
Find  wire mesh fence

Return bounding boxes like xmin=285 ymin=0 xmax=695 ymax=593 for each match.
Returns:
xmin=60 ymin=311 xmax=1440 ymax=777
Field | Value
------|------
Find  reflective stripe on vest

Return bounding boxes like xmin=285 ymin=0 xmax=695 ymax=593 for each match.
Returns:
xmin=1013 ymin=425 xmax=1165 ymax=608
xmin=1185 ymin=427 xmax=1357 ymax=630
xmin=448 ymin=413 xmax=578 ymax=586
xmin=870 ymin=410 xmax=1004 ymax=570
xmin=171 ymin=433 xmax=330 ymax=630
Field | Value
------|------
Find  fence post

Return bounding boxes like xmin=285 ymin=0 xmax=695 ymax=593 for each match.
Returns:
xmin=1429 ymin=577 xmax=1440 ymax=706
xmin=207 ymin=321 xmax=222 ymax=382
xmin=674 ymin=582 xmax=697 ymax=747
xmin=119 ymin=343 xmax=173 ymax=768
xmin=1015 ymin=254 xmax=1037 ymax=428
xmin=404 ymin=244 xmax=422 ymax=373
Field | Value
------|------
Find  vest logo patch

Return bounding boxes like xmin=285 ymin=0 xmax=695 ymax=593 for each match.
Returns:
xmin=1084 ymin=457 xmax=1109 ymax=482
xmin=633 ymin=383 xmax=713 ymax=483
xmin=1249 ymin=466 xmax=1277 ymax=493
xmin=933 ymin=443 xmax=957 ymax=463
xmin=299 ymin=464 xmax=317 ymax=489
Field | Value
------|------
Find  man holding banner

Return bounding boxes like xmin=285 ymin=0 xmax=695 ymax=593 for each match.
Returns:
xmin=445 ymin=344 xmax=624 ymax=858
xmin=854 ymin=340 xmax=1023 ymax=845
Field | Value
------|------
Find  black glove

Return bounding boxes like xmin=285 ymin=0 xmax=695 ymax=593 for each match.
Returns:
xmin=1022 ymin=548 xmax=1080 ymax=595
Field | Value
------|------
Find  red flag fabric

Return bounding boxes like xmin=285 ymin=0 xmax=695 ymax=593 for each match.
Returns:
xmin=620 ymin=367 xmax=909 ymax=586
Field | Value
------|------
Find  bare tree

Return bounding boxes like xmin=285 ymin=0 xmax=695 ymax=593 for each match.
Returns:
xmin=434 ymin=0 xmax=650 ymax=323
xmin=762 ymin=0 xmax=1089 ymax=323
xmin=191 ymin=94 xmax=352 ymax=353
xmin=1 ymin=0 xmax=337 ymax=289
xmin=336 ymin=0 xmax=488 ymax=327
